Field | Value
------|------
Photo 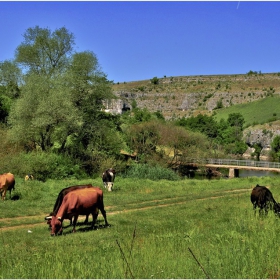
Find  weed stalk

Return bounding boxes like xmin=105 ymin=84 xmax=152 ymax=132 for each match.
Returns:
xmin=188 ymin=247 xmax=211 ymax=279
xmin=116 ymin=239 xmax=134 ymax=278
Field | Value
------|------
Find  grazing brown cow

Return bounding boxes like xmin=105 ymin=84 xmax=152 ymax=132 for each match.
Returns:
xmin=102 ymin=168 xmax=116 ymax=191
xmin=45 ymin=184 xmax=95 ymax=227
xmin=0 ymin=173 xmax=15 ymax=200
xmin=45 ymin=187 xmax=109 ymax=236
xmin=250 ymin=184 xmax=280 ymax=216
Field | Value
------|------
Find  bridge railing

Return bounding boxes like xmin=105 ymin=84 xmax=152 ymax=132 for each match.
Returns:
xmin=185 ymin=158 xmax=280 ymax=169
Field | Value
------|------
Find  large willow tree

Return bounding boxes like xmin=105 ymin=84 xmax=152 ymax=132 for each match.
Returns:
xmin=8 ymin=26 xmax=119 ymax=161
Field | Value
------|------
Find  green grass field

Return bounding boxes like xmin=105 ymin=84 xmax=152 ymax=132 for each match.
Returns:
xmin=1 ymin=176 xmax=280 ymax=278
xmin=214 ymin=96 xmax=280 ymax=127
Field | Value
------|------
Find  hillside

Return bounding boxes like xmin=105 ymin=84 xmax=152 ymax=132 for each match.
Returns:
xmin=112 ymin=72 xmax=280 ymax=120
xmin=112 ymin=72 xmax=280 ymax=156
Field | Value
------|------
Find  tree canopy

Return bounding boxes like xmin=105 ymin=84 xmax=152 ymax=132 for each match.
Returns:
xmin=6 ymin=26 xmax=115 ymax=174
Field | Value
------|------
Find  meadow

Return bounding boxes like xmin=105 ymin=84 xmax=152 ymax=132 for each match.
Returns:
xmin=1 ymin=175 xmax=280 ymax=278
xmin=214 ymin=95 xmax=280 ymax=127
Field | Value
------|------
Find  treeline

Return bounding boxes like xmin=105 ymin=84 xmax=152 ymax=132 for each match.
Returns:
xmin=1 ymin=26 xmax=280 ymax=181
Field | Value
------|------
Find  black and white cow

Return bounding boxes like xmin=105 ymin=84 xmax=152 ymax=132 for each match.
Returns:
xmin=102 ymin=168 xmax=116 ymax=191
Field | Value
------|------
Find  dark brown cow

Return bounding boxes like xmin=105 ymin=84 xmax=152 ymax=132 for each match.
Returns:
xmin=251 ymin=184 xmax=280 ymax=216
xmin=102 ymin=168 xmax=116 ymax=191
xmin=45 ymin=184 xmax=94 ymax=226
xmin=45 ymin=187 xmax=109 ymax=236
xmin=0 ymin=173 xmax=15 ymax=200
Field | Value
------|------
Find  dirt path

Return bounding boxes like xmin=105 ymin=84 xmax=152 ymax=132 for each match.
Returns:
xmin=0 ymin=188 xmax=251 ymax=231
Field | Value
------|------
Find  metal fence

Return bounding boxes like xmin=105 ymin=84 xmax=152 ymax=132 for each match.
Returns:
xmin=185 ymin=158 xmax=280 ymax=169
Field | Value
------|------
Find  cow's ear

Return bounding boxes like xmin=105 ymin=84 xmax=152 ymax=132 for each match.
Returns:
xmin=45 ymin=216 xmax=52 ymax=221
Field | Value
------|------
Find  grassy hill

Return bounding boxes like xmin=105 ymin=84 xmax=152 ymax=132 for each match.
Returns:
xmin=213 ymin=96 xmax=280 ymax=127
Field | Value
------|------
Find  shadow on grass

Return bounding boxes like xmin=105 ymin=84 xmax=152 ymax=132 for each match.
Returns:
xmin=62 ymin=222 xmax=111 ymax=235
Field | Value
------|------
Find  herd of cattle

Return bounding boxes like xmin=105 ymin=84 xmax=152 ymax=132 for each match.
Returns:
xmin=1 ymin=169 xmax=280 ymax=236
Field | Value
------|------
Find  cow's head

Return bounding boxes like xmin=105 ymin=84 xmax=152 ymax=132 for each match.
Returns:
xmin=45 ymin=216 xmax=63 ymax=236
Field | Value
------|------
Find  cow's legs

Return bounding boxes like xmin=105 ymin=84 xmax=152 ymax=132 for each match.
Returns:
xmin=253 ymin=203 xmax=257 ymax=216
xmin=72 ymin=215 xmax=79 ymax=233
xmin=91 ymin=209 xmax=99 ymax=229
xmin=108 ymin=182 xmax=113 ymax=192
xmin=100 ymin=208 xmax=109 ymax=226
xmin=84 ymin=214 xmax=89 ymax=224
xmin=1 ymin=190 xmax=6 ymax=200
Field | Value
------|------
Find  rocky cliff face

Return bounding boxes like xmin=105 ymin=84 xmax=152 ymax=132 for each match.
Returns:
xmin=242 ymin=122 xmax=280 ymax=159
xmin=112 ymin=73 xmax=280 ymax=119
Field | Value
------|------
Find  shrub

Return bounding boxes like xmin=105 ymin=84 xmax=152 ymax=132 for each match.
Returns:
xmin=7 ymin=152 xmax=85 ymax=181
xmin=122 ymin=163 xmax=180 ymax=181
xmin=150 ymin=77 xmax=159 ymax=85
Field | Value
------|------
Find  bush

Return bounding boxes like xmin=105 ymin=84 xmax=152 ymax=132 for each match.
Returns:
xmin=122 ymin=163 xmax=180 ymax=181
xmin=7 ymin=152 xmax=85 ymax=181
xmin=150 ymin=77 xmax=159 ymax=85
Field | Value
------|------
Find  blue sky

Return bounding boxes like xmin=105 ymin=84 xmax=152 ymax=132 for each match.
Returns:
xmin=0 ymin=1 xmax=279 ymax=83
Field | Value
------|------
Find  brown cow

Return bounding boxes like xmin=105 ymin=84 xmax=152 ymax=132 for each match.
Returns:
xmin=45 ymin=187 xmax=109 ymax=236
xmin=0 ymin=173 xmax=15 ymax=200
xmin=251 ymin=184 xmax=280 ymax=216
xmin=45 ymin=184 xmax=94 ymax=227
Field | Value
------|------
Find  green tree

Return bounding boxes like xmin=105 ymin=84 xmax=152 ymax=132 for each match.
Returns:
xmin=0 ymin=60 xmax=22 ymax=98
xmin=227 ymin=113 xmax=245 ymax=130
xmin=177 ymin=114 xmax=218 ymax=139
xmin=150 ymin=77 xmax=159 ymax=85
xmin=15 ymin=26 xmax=74 ymax=76
xmin=9 ymin=26 xmax=117 ymax=162
xmin=271 ymin=135 xmax=280 ymax=162
xmin=65 ymin=51 xmax=119 ymax=158
xmin=0 ymin=94 xmax=11 ymax=123
xmin=8 ymin=74 xmax=81 ymax=151
xmin=251 ymin=142 xmax=262 ymax=161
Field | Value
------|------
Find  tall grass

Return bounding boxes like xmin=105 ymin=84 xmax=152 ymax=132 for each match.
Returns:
xmin=122 ymin=163 xmax=180 ymax=181
xmin=1 ymin=176 xmax=280 ymax=278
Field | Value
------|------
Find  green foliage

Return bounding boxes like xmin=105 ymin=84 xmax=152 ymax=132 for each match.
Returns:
xmin=176 ymin=113 xmax=247 ymax=156
xmin=0 ymin=60 xmax=22 ymax=99
xmin=214 ymin=98 xmax=223 ymax=109
xmin=176 ymin=114 xmax=218 ymax=139
xmin=203 ymin=93 xmax=213 ymax=102
xmin=0 ymin=94 xmax=12 ymax=123
xmin=225 ymin=140 xmax=248 ymax=155
xmin=15 ymin=26 xmax=74 ymax=76
xmin=8 ymin=74 xmax=81 ymax=151
xmin=251 ymin=142 xmax=263 ymax=160
xmin=123 ymin=163 xmax=180 ymax=180
xmin=131 ymin=99 xmax=137 ymax=109
xmin=6 ymin=26 xmax=121 ymax=176
xmin=227 ymin=112 xmax=245 ymax=129
xmin=6 ymin=152 xmax=85 ymax=181
xmin=124 ymin=120 xmax=212 ymax=167
xmin=270 ymin=135 xmax=280 ymax=162
xmin=150 ymin=76 xmax=159 ymax=85
xmin=247 ymin=70 xmax=259 ymax=75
